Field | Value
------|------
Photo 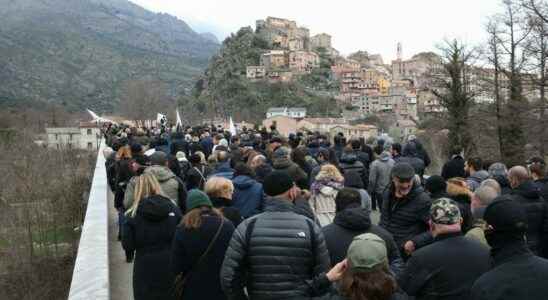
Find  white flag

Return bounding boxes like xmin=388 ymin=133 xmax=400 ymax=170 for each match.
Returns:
xmin=86 ymin=109 xmax=116 ymax=124
xmin=229 ymin=117 xmax=237 ymax=136
xmin=176 ymin=110 xmax=183 ymax=128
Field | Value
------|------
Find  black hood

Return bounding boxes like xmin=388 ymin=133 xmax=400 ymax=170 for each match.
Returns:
xmin=450 ymin=193 xmax=471 ymax=205
xmin=512 ymin=180 xmax=541 ymax=199
xmin=334 ymin=207 xmax=372 ymax=231
xmin=211 ymin=197 xmax=232 ymax=208
xmin=137 ymin=195 xmax=175 ymax=222
xmin=344 ymin=171 xmax=364 ymax=189
xmin=493 ymin=174 xmax=511 ymax=188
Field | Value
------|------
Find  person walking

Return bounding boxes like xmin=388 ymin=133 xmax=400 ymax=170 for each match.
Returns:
xmin=309 ymin=164 xmax=344 ymax=227
xmin=221 ymin=171 xmax=330 ymax=299
xmin=171 ymin=190 xmax=235 ymax=300
xmin=398 ymin=198 xmax=490 ymax=300
xmin=122 ymin=174 xmax=182 ymax=300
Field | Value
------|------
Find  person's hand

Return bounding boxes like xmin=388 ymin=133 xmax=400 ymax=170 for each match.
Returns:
xmin=404 ymin=240 xmax=416 ymax=255
xmin=326 ymin=259 xmax=347 ymax=282
xmin=300 ymin=189 xmax=311 ymax=200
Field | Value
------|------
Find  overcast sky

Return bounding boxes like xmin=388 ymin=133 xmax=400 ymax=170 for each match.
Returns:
xmin=129 ymin=0 xmax=503 ymax=62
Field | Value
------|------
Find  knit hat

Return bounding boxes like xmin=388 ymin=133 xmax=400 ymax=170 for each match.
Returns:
xmin=130 ymin=143 xmax=143 ymax=154
xmin=484 ymin=198 xmax=528 ymax=233
xmin=263 ymin=170 xmax=294 ymax=196
xmin=347 ymin=233 xmax=388 ymax=272
xmin=425 ymin=175 xmax=447 ymax=195
xmin=176 ymin=151 xmax=186 ymax=162
xmin=149 ymin=151 xmax=168 ymax=166
xmin=488 ymin=163 xmax=508 ymax=177
xmin=430 ymin=198 xmax=462 ymax=225
xmin=391 ymin=162 xmax=415 ymax=180
xmin=186 ymin=189 xmax=213 ymax=211
xmin=273 ymin=147 xmax=290 ymax=159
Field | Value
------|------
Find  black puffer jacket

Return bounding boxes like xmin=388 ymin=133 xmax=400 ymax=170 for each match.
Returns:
xmin=322 ymin=206 xmax=404 ymax=276
xmin=221 ymin=197 xmax=331 ymax=300
xmin=509 ymin=180 xmax=548 ymax=258
xmin=380 ymin=183 xmax=431 ymax=257
xmin=339 ymin=153 xmax=367 ymax=188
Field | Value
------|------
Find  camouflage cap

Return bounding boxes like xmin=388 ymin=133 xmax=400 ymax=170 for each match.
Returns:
xmin=430 ymin=198 xmax=462 ymax=225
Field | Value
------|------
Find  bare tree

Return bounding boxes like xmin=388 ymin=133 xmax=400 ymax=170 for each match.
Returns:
xmin=492 ymin=0 xmax=532 ymax=166
xmin=431 ymin=39 xmax=478 ymax=156
xmin=524 ymin=13 xmax=548 ymax=156
xmin=118 ymin=80 xmax=173 ymax=122
xmin=486 ymin=19 xmax=505 ymax=158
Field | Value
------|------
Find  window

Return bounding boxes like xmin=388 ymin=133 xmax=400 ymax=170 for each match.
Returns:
xmin=55 ymin=134 xmax=58 ymax=140
xmin=87 ymin=129 xmax=92 ymax=135
xmin=68 ymin=143 xmax=72 ymax=150
xmin=87 ymin=142 xmax=93 ymax=150
xmin=69 ymin=134 xmax=73 ymax=141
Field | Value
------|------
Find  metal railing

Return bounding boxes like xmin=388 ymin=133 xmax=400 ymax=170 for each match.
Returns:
xmin=68 ymin=140 xmax=109 ymax=300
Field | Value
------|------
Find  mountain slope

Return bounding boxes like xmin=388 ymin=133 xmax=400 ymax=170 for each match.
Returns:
xmin=0 ymin=0 xmax=219 ymax=111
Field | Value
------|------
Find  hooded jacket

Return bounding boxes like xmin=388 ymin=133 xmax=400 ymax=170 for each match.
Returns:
xmin=398 ymin=232 xmax=490 ymax=300
xmin=309 ymin=180 xmax=341 ymax=227
xmin=536 ymin=177 xmax=548 ymax=203
xmin=466 ymin=170 xmax=489 ymax=192
xmin=171 ymin=212 xmax=235 ymax=300
xmin=471 ymin=242 xmax=548 ymax=300
xmin=339 ymin=153 xmax=367 ymax=188
xmin=446 ymin=183 xmax=474 ymax=234
xmin=272 ymin=157 xmax=309 ymax=190
xmin=322 ymin=206 xmax=404 ymax=276
xmin=210 ymin=161 xmax=235 ymax=180
xmin=221 ymin=197 xmax=331 ymax=300
xmin=509 ymin=180 xmax=548 ymax=258
xmin=369 ymin=153 xmax=395 ymax=194
xmin=441 ymin=155 xmax=465 ymax=180
xmin=232 ymin=175 xmax=264 ymax=219
xmin=122 ymin=195 xmax=182 ymax=300
xmin=124 ymin=165 xmax=187 ymax=212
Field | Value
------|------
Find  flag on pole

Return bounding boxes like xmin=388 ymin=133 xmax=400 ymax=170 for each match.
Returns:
xmin=229 ymin=117 xmax=237 ymax=136
xmin=176 ymin=109 xmax=183 ymax=131
xmin=86 ymin=109 xmax=116 ymax=124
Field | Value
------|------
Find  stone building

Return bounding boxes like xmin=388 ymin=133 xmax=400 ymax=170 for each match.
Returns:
xmin=46 ymin=122 xmax=101 ymax=151
xmin=289 ymin=51 xmax=320 ymax=74
xmin=266 ymin=107 xmax=307 ymax=119
xmin=261 ymin=50 xmax=288 ymax=70
xmin=298 ymin=118 xmax=347 ymax=133
xmin=311 ymin=33 xmax=332 ymax=49
xmin=256 ymin=17 xmax=310 ymax=51
xmin=329 ymin=124 xmax=378 ymax=140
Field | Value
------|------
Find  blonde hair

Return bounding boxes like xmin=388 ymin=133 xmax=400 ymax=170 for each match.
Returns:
xmin=116 ymin=145 xmax=132 ymax=160
xmin=316 ymin=164 xmax=344 ymax=182
xmin=182 ymin=206 xmax=223 ymax=229
xmin=205 ymin=177 xmax=234 ymax=199
xmin=127 ymin=173 xmax=163 ymax=217
xmin=195 ymin=151 xmax=206 ymax=165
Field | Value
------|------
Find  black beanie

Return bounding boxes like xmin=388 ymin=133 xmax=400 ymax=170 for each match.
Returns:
xmin=264 ymin=171 xmax=294 ymax=196
xmin=425 ymin=175 xmax=447 ymax=195
xmin=484 ymin=198 xmax=528 ymax=233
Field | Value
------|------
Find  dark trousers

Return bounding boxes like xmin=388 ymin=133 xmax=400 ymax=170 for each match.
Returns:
xmin=372 ymin=192 xmax=383 ymax=211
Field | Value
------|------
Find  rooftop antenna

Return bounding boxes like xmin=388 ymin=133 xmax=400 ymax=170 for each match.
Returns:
xmin=397 ymin=42 xmax=402 ymax=60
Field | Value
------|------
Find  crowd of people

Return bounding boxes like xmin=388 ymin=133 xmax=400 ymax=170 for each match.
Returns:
xmin=102 ymin=122 xmax=548 ymax=300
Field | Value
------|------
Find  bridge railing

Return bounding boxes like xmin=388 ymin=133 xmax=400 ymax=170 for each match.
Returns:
xmin=68 ymin=140 xmax=109 ymax=300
